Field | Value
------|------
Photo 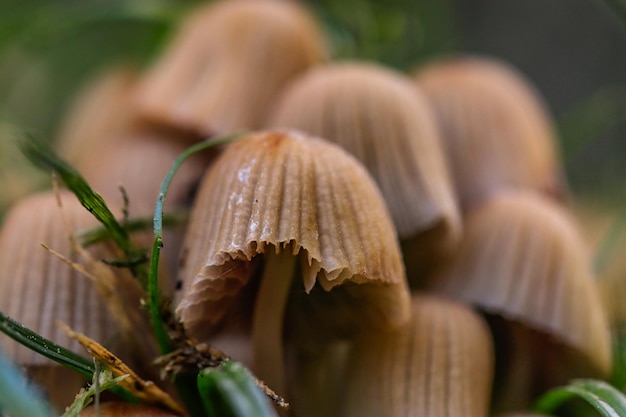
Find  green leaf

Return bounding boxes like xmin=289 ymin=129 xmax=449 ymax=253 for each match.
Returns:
xmin=0 ymin=349 xmax=55 ymax=417
xmin=535 ymin=379 xmax=626 ymax=417
xmin=197 ymin=360 xmax=278 ymax=417
xmin=0 ymin=312 xmax=94 ymax=378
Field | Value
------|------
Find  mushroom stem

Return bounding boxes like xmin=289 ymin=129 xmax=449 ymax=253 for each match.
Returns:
xmin=252 ymin=247 xmax=297 ymax=403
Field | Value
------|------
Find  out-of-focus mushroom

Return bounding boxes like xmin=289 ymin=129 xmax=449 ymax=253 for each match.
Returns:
xmin=135 ymin=0 xmax=328 ymax=136
xmin=0 ymin=191 xmax=128 ymax=408
xmin=268 ymin=62 xmax=460 ymax=283
xmin=430 ymin=191 xmax=611 ymax=409
xmin=341 ymin=294 xmax=493 ymax=417
xmin=175 ymin=130 xmax=410 ymax=399
xmin=69 ymin=128 xmax=209 ymax=285
xmin=414 ymin=56 xmax=566 ymax=211
xmin=56 ymin=66 xmax=141 ymax=163
xmin=79 ymin=402 xmax=179 ymax=417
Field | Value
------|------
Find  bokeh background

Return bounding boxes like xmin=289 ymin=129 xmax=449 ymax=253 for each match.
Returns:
xmin=1 ymin=0 xmax=626 ymax=210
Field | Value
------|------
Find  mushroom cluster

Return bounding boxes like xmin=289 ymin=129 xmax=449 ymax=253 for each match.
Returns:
xmin=0 ymin=1 xmax=614 ymax=416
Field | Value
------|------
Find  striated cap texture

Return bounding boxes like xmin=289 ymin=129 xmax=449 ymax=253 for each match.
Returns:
xmin=431 ymin=191 xmax=611 ymax=376
xmin=0 ymin=190 xmax=122 ymax=365
xmin=175 ymin=130 xmax=410 ymax=338
xmin=135 ymin=0 xmax=328 ymax=136
xmin=415 ymin=55 xmax=566 ymax=210
xmin=342 ymin=294 xmax=493 ymax=417
xmin=269 ymin=62 xmax=459 ymax=243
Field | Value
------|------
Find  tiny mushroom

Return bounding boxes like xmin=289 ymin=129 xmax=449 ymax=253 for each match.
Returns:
xmin=414 ymin=55 xmax=567 ymax=211
xmin=268 ymin=62 xmax=461 ymax=283
xmin=175 ymin=130 xmax=411 ymax=399
xmin=342 ymin=294 xmax=494 ymax=417
xmin=0 ymin=191 xmax=128 ymax=408
xmin=135 ymin=0 xmax=328 ymax=136
xmin=56 ymin=66 xmax=141 ymax=163
xmin=61 ymin=124 xmax=208 ymax=284
xmin=430 ymin=191 xmax=611 ymax=409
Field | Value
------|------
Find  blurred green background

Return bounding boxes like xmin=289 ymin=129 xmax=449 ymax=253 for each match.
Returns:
xmin=1 ymin=0 xmax=626 ymax=211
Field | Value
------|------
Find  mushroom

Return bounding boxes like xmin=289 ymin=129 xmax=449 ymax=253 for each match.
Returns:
xmin=135 ymin=0 xmax=328 ymax=136
xmin=55 ymin=66 xmax=142 ymax=164
xmin=66 ymin=126 xmax=209 ymax=285
xmin=268 ymin=62 xmax=460 ymax=283
xmin=0 ymin=191 xmax=128 ymax=408
xmin=429 ymin=191 xmax=611 ymax=409
xmin=341 ymin=294 xmax=494 ymax=417
xmin=414 ymin=55 xmax=567 ymax=211
xmin=175 ymin=130 xmax=411 ymax=399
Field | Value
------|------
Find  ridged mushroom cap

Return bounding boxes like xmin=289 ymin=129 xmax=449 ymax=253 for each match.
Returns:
xmin=342 ymin=294 xmax=493 ymax=417
xmin=72 ymin=129 xmax=207 ymax=218
xmin=431 ymin=191 xmax=611 ymax=377
xmin=56 ymin=66 xmax=140 ymax=164
xmin=269 ymin=62 xmax=459 ymax=243
xmin=415 ymin=56 xmax=565 ymax=210
xmin=135 ymin=0 xmax=328 ymax=136
xmin=0 ymin=190 xmax=122 ymax=364
xmin=175 ymin=130 xmax=410 ymax=339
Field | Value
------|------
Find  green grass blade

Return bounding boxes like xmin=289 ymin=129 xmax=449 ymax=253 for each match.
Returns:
xmin=0 ymin=349 xmax=55 ymax=417
xmin=197 ymin=360 xmax=278 ymax=417
xmin=61 ymin=369 xmax=128 ymax=417
xmin=0 ymin=312 xmax=94 ymax=378
xmin=535 ymin=379 xmax=626 ymax=417
xmin=19 ymin=138 xmax=149 ymax=279
xmin=78 ymin=212 xmax=187 ymax=248
xmin=149 ymin=134 xmax=241 ymax=354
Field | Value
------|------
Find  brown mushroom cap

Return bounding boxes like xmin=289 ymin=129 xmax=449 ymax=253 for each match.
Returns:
xmin=135 ymin=0 xmax=328 ymax=136
xmin=431 ymin=191 xmax=612 ymax=378
xmin=56 ymin=66 xmax=141 ymax=163
xmin=175 ymin=130 xmax=410 ymax=338
xmin=414 ymin=55 xmax=566 ymax=210
xmin=0 ymin=190 xmax=125 ymax=407
xmin=269 ymin=62 xmax=459 ymax=242
xmin=342 ymin=294 xmax=494 ymax=417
